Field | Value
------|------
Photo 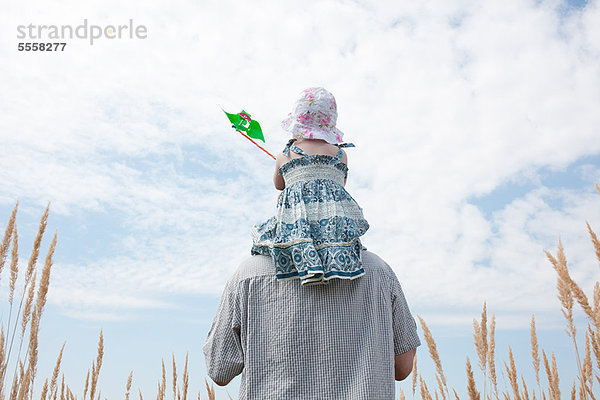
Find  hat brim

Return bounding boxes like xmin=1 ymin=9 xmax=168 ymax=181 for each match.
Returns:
xmin=281 ymin=116 xmax=344 ymax=144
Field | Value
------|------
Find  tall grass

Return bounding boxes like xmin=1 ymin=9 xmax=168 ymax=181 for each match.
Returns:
xmin=1 ymin=185 xmax=599 ymax=399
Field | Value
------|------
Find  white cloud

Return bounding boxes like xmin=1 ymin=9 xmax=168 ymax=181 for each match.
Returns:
xmin=1 ymin=0 xmax=599 ymax=328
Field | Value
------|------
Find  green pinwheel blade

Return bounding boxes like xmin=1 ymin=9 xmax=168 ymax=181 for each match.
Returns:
xmin=247 ymin=119 xmax=265 ymax=142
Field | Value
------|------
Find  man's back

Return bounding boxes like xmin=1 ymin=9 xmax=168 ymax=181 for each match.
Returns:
xmin=203 ymin=250 xmax=420 ymax=400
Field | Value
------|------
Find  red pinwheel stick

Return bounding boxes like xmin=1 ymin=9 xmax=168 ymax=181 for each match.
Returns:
xmin=237 ymin=130 xmax=276 ymax=160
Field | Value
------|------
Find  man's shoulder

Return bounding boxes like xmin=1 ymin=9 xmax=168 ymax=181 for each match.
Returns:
xmin=229 ymin=254 xmax=274 ymax=283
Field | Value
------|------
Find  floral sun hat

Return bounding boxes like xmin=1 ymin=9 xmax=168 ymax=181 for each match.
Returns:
xmin=281 ymin=87 xmax=344 ymax=144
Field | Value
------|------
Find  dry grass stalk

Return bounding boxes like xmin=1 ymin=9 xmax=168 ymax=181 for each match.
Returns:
xmin=419 ymin=375 xmax=433 ymax=400
xmin=172 ymin=355 xmax=177 ymax=400
xmin=25 ymin=204 xmax=49 ymax=284
xmin=158 ymin=359 xmax=166 ymax=400
xmin=452 ymin=389 xmax=459 ymax=400
xmin=204 ymin=379 xmax=215 ymax=400
xmin=0 ymin=202 xmax=18 ymax=277
xmin=50 ymin=342 xmax=66 ymax=397
xmin=547 ymin=241 xmax=599 ymax=330
xmin=60 ymin=374 xmax=64 ymax=400
xmin=589 ymin=325 xmax=600 ymax=374
xmin=466 ymin=357 xmax=480 ymax=400
xmin=550 ymin=352 xmax=560 ymax=399
xmin=398 ymin=386 xmax=405 ymax=400
xmin=9 ymin=225 xmax=19 ymax=307
xmin=83 ymin=369 xmax=90 ymax=400
xmin=583 ymin=330 xmax=593 ymax=389
xmin=472 ymin=303 xmax=488 ymax=400
xmin=417 ymin=316 xmax=449 ymax=397
xmin=542 ymin=350 xmax=555 ymax=400
xmin=139 ymin=388 xmax=144 ymax=400
xmin=530 ymin=316 xmax=541 ymax=388
xmin=504 ymin=346 xmax=521 ymax=400
xmin=570 ymin=381 xmax=576 ymax=400
xmin=488 ymin=313 xmax=497 ymax=396
xmin=89 ymin=331 xmax=104 ymax=400
xmin=435 ymin=373 xmax=447 ymax=400
xmin=40 ymin=378 xmax=49 ymax=400
xmin=412 ymin=352 xmax=418 ymax=397
xmin=587 ymin=222 xmax=600 ymax=266
xmin=20 ymin=271 xmax=36 ymax=339
xmin=521 ymin=376 xmax=530 ymax=400
xmin=182 ymin=353 xmax=189 ymax=400
xmin=125 ymin=371 xmax=133 ymax=400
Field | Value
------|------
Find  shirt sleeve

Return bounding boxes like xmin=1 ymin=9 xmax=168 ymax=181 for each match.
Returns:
xmin=391 ymin=277 xmax=421 ymax=355
xmin=202 ymin=279 xmax=244 ymax=383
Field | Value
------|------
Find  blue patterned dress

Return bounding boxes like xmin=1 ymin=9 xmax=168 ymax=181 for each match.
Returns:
xmin=251 ymin=139 xmax=370 ymax=285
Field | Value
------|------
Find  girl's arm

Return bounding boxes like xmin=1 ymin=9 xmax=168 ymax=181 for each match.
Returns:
xmin=273 ymin=153 xmax=286 ymax=190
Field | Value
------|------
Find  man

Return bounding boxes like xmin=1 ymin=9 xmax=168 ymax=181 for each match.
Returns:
xmin=203 ymin=250 xmax=420 ymax=399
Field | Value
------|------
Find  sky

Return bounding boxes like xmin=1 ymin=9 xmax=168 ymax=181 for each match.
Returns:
xmin=1 ymin=0 xmax=599 ymax=398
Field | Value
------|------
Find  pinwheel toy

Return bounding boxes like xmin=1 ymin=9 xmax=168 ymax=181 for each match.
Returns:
xmin=223 ymin=109 xmax=276 ymax=160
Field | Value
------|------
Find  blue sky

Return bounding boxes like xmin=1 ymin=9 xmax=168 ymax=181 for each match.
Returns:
xmin=1 ymin=0 xmax=600 ymax=398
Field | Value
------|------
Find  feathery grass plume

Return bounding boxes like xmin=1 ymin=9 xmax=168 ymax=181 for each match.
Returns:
xmin=9 ymin=225 xmax=19 ymax=306
xmin=488 ymin=312 xmax=497 ymax=396
xmin=583 ymin=329 xmax=593 ymax=389
xmin=139 ymin=388 xmax=143 ymax=400
xmin=0 ymin=201 xmax=18 ymax=277
xmin=570 ymin=380 xmax=576 ymax=400
xmin=435 ymin=373 xmax=447 ymax=400
xmin=83 ymin=369 xmax=90 ymax=400
xmin=204 ymin=379 xmax=215 ymax=400
xmin=521 ymin=376 xmax=530 ymax=400
xmin=41 ymin=379 xmax=49 ymax=400
xmin=545 ymin=242 xmax=586 ymax=384
xmin=417 ymin=316 xmax=449 ymax=397
xmin=158 ymin=359 xmax=166 ymax=400
xmin=472 ymin=303 xmax=488 ymax=399
xmin=125 ymin=371 xmax=133 ymax=400
xmin=20 ymin=270 xmax=36 ymax=339
xmin=182 ymin=353 xmax=189 ymax=400
xmin=550 ymin=352 xmax=560 ymax=399
xmin=25 ymin=204 xmax=49 ymax=284
xmin=466 ymin=357 xmax=480 ymax=400
xmin=0 ymin=327 xmax=5 ymax=378
xmin=589 ymin=325 xmax=600 ymax=374
xmin=547 ymin=240 xmax=599 ymax=330
xmin=542 ymin=350 xmax=555 ymax=400
xmin=33 ymin=231 xmax=56 ymax=322
xmin=504 ymin=346 xmax=521 ymax=400
xmin=530 ymin=315 xmax=541 ymax=389
xmin=89 ymin=330 xmax=104 ymax=400
xmin=172 ymin=354 xmax=177 ymax=400
xmin=10 ymin=362 xmax=21 ymax=400
xmin=398 ymin=386 xmax=405 ymax=400
xmin=412 ymin=350 xmax=418 ymax=397
xmin=419 ymin=375 xmax=433 ymax=400
xmin=587 ymin=222 xmax=600 ymax=266
xmin=60 ymin=374 xmax=65 ymax=400
xmin=452 ymin=389 xmax=459 ymax=400
xmin=17 ymin=365 xmax=32 ymax=400
xmin=49 ymin=342 xmax=66 ymax=397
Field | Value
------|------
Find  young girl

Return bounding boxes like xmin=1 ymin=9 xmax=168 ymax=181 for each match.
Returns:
xmin=251 ymin=87 xmax=370 ymax=285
